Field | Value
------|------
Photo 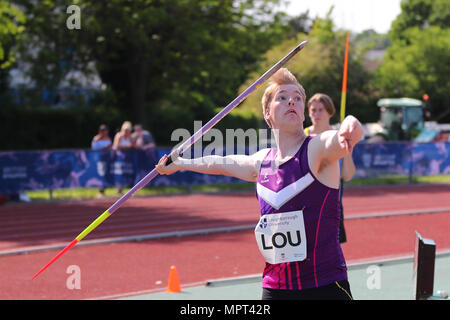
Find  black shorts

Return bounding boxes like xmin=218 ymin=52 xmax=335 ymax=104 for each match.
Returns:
xmin=262 ymin=280 xmax=353 ymax=300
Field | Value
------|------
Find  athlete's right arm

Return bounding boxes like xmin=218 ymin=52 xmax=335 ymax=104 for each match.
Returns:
xmin=155 ymin=148 xmax=270 ymax=182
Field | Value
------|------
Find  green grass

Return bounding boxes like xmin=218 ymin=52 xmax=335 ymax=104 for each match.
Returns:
xmin=25 ymin=182 xmax=256 ymax=201
xmin=346 ymin=174 xmax=450 ymax=187
xmin=24 ymin=175 xmax=450 ymax=202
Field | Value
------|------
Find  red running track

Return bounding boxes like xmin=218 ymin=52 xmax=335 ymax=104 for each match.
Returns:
xmin=0 ymin=184 xmax=449 ymax=299
xmin=1 ymin=184 xmax=450 ymax=254
xmin=0 ymin=193 xmax=259 ymax=253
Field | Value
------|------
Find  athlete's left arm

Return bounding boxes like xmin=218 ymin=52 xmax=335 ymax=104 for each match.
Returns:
xmin=313 ymin=115 xmax=364 ymax=164
xmin=341 ymin=153 xmax=356 ymax=181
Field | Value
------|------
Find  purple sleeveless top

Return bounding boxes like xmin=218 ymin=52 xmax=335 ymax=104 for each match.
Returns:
xmin=256 ymin=136 xmax=347 ymax=290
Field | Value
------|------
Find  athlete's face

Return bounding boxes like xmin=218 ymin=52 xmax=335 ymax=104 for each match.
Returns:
xmin=265 ymin=84 xmax=305 ymax=130
xmin=309 ymin=101 xmax=332 ymax=126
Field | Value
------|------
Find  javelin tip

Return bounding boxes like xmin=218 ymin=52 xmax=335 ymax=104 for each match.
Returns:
xmin=31 ymin=238 xmax=79 ymax=280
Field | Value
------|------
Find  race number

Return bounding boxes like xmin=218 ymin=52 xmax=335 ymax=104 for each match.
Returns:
xmin=254 ymin=210 xmax=307 ymax=264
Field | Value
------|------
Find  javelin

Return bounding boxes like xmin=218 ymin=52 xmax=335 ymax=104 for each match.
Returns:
xmin=31 ymin=40 xmax=308 ymax=280
xmin=340 ymin=32 xmax=349 ymax=122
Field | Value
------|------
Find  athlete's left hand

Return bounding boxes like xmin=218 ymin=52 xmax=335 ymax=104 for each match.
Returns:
xmin=338 ymin=115 xmax=363 ymax=153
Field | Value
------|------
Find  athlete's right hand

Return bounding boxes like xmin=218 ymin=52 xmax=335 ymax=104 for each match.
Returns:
xmin=155 ymin=154 xmax=181 ymax=175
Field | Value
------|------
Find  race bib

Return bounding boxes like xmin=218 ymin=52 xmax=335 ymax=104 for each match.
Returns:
xmin=254 ymin=210 xmax=307 ymax=264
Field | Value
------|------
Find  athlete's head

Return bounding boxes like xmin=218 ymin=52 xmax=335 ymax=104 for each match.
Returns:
xmin=261 ymin=68 xmax=306 ymax=129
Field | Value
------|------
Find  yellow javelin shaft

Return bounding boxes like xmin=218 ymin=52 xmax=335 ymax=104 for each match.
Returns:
xmin=340 ymin=32 xmax=349 ymax=122
xmin=75 ymin=210 xmax=111 ymax=241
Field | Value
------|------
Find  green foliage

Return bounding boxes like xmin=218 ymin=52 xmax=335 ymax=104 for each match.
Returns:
xmin=390 ymin=0 xmax=450 ymax=41
xmin=0 ymin=0 xmax=25 ymax=67
xmin=4 ymin=0 xmax=292 ymax=149
xmin=14 ymin=0 xmax=290 ymax=130
xmin=353 ymin=29 xmax=391 ymax=51
xmin=6 ymin=0 xmax=449 ymax=150
xmin=376 ymin=0 xmax=450 ymax=122
xmin=0 ymin=104 xmax=125 ymax=151
xmin=13 ymin=0 xmax=95 ymax=91
xmin=23 ymin=174 xmax=450 ymax=201
xmin=238 ymin=13 xmax=377 ymax=125
xmin=0 ymin=0 xmax=25 ymax=102
xmin=375 ymin=26 xmax=450 ymax=119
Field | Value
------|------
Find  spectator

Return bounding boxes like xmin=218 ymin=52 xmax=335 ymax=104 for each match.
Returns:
xmin=133 ymin=124 xmax=158 ymax=181
xmin=91 ymin=124 xmax=112 ymax=150
xmin=113 ymin=121 xmax=135 ymax=150
xmin=132 ymin=124 xmax=156 ymax=150
xmin=91 ymin=124 xmax=112 ymax=197
xmin=113 ymin=121 xmax=135 ymax=194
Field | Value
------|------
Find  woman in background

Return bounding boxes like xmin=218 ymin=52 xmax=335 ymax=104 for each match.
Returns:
xmin=91 ymin=124 xmax=112 ymax=197
xmin=91 ymin=124 xmax=112 ymax=150
xmin=113 ymin=121 xmax=135 ymax=150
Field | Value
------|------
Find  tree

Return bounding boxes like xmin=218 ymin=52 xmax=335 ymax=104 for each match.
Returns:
xmin=12 ymin=0 xmax=91 ymax=104
xmin=375 ymin=26 xmax=450 ymax=121
xmin=376 ymin=0 xmax=450 ymax=122
xmin=237 ymin=10 xmax=376 ymax=126
xmin=14 ymin=0 xmax=290 ymax=127
xmin=0 ymin=1 xmax=25 ymax=67
xmin=0 ymin=0 xmax=25 ymax=96
xmin=390 ymin=0 xmax=450 ymax=41
xmin=286 ymin=10 xmax=313 ymax=37
xmin=353 ymin=29 xmax=391 ymax=51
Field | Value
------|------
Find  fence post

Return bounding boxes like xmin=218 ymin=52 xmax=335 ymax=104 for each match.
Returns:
xmin=409 ymin=142 xmax=414 ymax=184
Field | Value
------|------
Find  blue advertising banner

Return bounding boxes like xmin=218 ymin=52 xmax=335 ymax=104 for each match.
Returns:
xmin=351 ymin=142 xmax=450 ymax=178
xmin=412 ymin=142 xmax=450 ymax=176
xmin=0 ymin=148 xmax=240 ymax=194
xmin=352 ymin=142 xmax=412 ymax=178
xmin=0 ymin=142 xmax=449 ymax=194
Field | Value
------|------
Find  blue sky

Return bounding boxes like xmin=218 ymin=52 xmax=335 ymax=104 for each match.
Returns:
xmin=282 ymin=0 xmax=402 ymax=33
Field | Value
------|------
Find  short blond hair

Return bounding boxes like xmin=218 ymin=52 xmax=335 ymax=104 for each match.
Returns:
xmin=121 ymin=121 xmax=132 ymax=131
xmin=261 ymin=68 xmax=306 ymax=127
xmin=307 ymin=93 xmax=335 ymax=117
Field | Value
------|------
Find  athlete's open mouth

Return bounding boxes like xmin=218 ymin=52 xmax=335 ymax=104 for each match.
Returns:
xmin=286 ymin=109 xmax=297 ymax=115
